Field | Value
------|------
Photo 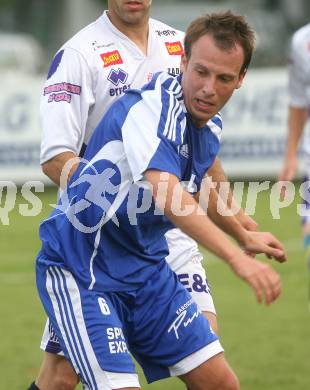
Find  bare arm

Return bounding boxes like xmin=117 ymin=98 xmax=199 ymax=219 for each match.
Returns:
xmin=198 ymin=177 xmax=286 ymax=261
xmin=144 ymin=169 xmax=286 ymax=304
xmin=207 ymin=157 xmax=258 ymax=231
xmin=279 ymin=106 xmax=308 ymax=182
xmin=41 ymin=151 xmax=80 ymax=187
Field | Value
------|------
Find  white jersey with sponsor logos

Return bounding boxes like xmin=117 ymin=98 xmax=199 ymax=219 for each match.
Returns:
xmin=40 ymin=10 xmax=203 ymax=271
xmin=288 ymin=24 xmax=310 ymax=162
xmin=40 ymin=11 xmax=184 ymax=163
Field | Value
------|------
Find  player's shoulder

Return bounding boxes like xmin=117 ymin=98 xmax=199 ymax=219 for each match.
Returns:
xmin=207 ymin=113 xmax=222 ymax=141
xmin=123 ymin=72 xmax=185 ymax=134
xmin=291 ymin=24 xmax=310 ymax=48
xmin=149 ymin=17 xmax=184 ymax=40
xmin=143 ymin=72 xmax=186 ymax=138
xmin=142 ymin=71 xmax=182 ymax=98
xmin=60 ymin=12 xmax=111 ymax=56
xmin=122 ymin=72 xmax=180 ymax=110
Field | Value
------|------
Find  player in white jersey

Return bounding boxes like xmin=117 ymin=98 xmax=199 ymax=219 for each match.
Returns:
xmin=279 ymin=23 xmax=310 ymax=308
xmin=29 ymin=2 xmax=256 ymax=390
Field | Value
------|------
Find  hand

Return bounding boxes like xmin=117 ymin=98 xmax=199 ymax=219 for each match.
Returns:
xmin=278 ymin=157 xmax=297 ymax=200
xmin=242 ymin=231 xmax=287 ymax=263
xmin=239 ymin=214 xmax=258 ymax=232
xmin=237 ymin=215 xmax=258 ymax=257
xmin=278 ymin=157 xmax=297 ymax=183
xmin=229 ymin=253 xmax=282 ymax=305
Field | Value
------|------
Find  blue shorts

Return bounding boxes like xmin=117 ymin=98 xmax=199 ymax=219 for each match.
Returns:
xmin=37 ymin=260 xmax=223 ymax=387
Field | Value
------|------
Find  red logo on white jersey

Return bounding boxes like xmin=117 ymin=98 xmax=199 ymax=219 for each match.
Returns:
xmin=165 ymin=41 xmax=184 ymax=56
xmin=100 ymin=50 xmax=123 ymax=67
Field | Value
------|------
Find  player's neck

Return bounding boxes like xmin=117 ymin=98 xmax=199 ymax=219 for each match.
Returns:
xmin=107 ymin=12 xmax=149 ymax=55
xmin=124 ymin=26 xmax=149 ymax=55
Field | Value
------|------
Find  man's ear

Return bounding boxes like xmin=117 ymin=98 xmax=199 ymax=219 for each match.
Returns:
xmin=236 ymin=69 xmax=247 ymax=89
xmin=180 ymin=54 xmax=188 ymax=72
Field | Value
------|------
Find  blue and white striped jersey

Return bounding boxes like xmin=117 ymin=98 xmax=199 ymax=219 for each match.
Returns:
xmin=38 ymin=72 xmax=222 ymax=292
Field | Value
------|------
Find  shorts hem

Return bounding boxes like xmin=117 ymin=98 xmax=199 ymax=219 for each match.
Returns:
xmin=99 ymin=371 xmax=140 ymax=389
xmin=168 ymin=339 xmax=224 ymax=377
xmin=197 ymin=302 xmax=216 ymax=315
xmin=40 ymin=343 xmax=64 ymax=356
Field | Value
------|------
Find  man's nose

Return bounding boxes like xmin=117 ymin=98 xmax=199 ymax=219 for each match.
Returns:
xmin=202 ymin=77 xmax=216 ymax=95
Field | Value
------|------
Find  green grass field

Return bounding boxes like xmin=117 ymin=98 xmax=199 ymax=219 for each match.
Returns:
xmin=1 ymin=184 xmax=310 ymax=389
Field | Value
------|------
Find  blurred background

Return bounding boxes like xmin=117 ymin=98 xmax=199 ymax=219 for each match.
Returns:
xmin=1 ymin=0 xmax=310 ymax=70
xmin=1 ymin=1 xmax=310 ymax=389
xmin=1 ymin=0 xmax=310 ymax=181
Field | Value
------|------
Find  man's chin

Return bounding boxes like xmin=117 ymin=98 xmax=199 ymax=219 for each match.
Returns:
xmin=197 ymin=112 xmax=214 ymax=124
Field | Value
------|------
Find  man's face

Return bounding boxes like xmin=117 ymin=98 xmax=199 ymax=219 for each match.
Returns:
xmin=108 ymin=0 xmax=152 ymax=25
xmin=181 ymin=34 xmax=246 ymax=128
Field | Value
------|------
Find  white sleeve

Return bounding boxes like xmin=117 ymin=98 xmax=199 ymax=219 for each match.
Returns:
xmin=288 ymin=36 xmax=308 ymax=108
xmin=40 ymin=47 xmax=95 ymax=164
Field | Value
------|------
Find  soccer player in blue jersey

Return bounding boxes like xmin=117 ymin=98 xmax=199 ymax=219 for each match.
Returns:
xmin=35 ymin=11 xmax=286 ymax=390
xmin=30 ymin=3 xmax=259 ymax=390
